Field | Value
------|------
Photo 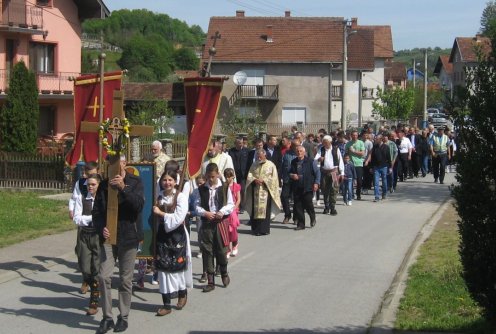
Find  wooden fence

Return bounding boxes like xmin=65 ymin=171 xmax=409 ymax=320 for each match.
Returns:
xmin=0 ymin=152 xmax=69 ymax=191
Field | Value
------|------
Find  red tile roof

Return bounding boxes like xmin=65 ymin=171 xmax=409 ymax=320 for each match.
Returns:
xmin=433 ymin=55 xmax=452 ymax=75
xmin=385 ymin=61 xmax=406 ymax=82
xmin=123 ymin=83 xmax=173 ymax=101
xmin=359 ymin=25 xmax=393 ymax=58
xmin=449 ymin=36 xmax=492 ymax=63
xmin=202 ymin=16 xmax=377 ymax=70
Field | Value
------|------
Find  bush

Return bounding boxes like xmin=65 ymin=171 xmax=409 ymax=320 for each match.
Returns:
xmin=452 ymin=48 xmax=496 ymax=322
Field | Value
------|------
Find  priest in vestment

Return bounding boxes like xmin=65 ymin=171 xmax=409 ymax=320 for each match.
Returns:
xmin=245 ymin=148 xmax=282 ymax=236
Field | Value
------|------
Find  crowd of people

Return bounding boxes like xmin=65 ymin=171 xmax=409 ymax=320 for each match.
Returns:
xmin=68 ymin=124 xmax=456 ymax=333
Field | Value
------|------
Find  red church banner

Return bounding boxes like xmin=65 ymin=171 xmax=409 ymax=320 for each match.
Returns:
xmin=183 ymin=77 xmax=224 ymax=179
xmin=65 ymin=71 xmax=122 ymax=166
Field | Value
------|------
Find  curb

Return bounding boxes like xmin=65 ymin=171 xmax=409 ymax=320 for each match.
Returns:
xmin=368 ymin=198 xmax=454 ymax=334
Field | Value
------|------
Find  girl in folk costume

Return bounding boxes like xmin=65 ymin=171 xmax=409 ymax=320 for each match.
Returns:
xmin=73 ymin=173 xmax=102 ymax=316
xmin=153 ymin=170 xmax=192 ymax=316
xmin=224 ymin=168 xmax=241 ymax=257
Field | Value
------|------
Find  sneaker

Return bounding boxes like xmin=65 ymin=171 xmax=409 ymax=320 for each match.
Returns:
xmin=373 ymin=198 xmax=380 ymax=202
xmin=226 ymin=251 xmax=231 ymax=259
xmin=232 ymin=246 xmax=238 ymax=256
xmin=348 ymin=201 xmax=352 ymax=206
xmin=151 ymin=279 xmax=159 ymax=285
xmin=196 ymin=251 xmax=202 ymax=258
xmin=199 ymin=273 xmax=207 ymax=283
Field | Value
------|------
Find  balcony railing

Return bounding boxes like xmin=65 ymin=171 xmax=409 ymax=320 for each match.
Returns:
xmin=332 ymin=85 xmax=342 ymax=99
xmin=0 ymin=69 xmax=79 ymax=95
xmin=362 ymin=88 xmax=375 ymax=99
xmin=0 ymin=3 xmax=43 ymax=32
xmin=229 ymin=84 xmax=279 ymax=106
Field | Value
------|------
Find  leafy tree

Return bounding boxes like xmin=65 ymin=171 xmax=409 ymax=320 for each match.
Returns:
xmin=452 ymin=45 xmax=496 ymax=322
xmin=480 ymin=0 xmax=496 ymax=35
xmin=0 ymin=61 xmax=39 ymax=152
xmin=127 ymin=92 xmax=174 ymax=134
xmin=219 ymin=101 xmax=266 ymax=146
xmin=372 ymin=86 xmax=415 ymax=121
xmin=172 ymin=47 xmax=199 ymax=70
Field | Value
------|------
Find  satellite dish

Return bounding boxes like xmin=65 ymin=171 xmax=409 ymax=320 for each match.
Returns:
xmin=233 ymin=71 xmax=247 ymax=85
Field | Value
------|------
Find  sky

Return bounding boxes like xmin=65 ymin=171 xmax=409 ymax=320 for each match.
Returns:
xmin=103 ymin=0 xmax=488 ymax=51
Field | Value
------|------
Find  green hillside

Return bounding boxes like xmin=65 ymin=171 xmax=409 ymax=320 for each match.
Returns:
xmin=394 ymin=47 xmax=452 ymax=76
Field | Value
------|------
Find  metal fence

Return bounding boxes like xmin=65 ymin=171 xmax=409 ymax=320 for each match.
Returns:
xmin=0 ymin=152 xmax=69 ymax=191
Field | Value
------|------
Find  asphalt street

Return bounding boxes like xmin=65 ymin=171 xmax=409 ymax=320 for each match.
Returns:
xmin=0 ymin=172 xmax=456 ymax=334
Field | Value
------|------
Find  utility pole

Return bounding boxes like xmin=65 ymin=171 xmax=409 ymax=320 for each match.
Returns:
xmin=412 ymin=58 xmax=416 ymax=88
xmin=341 ymin=20 xmax=350 ymax=130
xmin=423 ymin=49 xmax=428 ymax=128
xmin=328 ymin=62 xmax=333 ymax=133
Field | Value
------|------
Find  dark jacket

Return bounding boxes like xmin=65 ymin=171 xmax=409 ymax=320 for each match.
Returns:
xmin=228 ymin=146 xmax=249 ymax=181
xmin=408 ymin=133 xmax=421 ymax=150
xmin=93 ymin=172 xmax=145 ymax=248
xmin=289 ymin=156 xmax=321 ymax=193
xmin=370 ymin=143 xmax=392 ymax=169
xmin=265 ymin=144 xmax=283 ymax=182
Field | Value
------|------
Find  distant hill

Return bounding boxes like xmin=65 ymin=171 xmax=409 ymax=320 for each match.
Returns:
xmin=81 ymin=9 xmax=206 ymax=81
xmin=394 ymin=47 xmax=451 ymax=76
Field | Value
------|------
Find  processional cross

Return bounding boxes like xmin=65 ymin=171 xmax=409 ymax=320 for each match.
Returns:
xmin=81 ymin=90 xmax=153 ymax=244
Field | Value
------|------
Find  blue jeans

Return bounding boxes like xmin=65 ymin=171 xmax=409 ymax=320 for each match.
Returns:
xmin=343 ymin=178 xmax=353 ymax=203
xmin=374 ymin=166 xmax=388 ymax=199
xmin=421 ymin=154 xmax=429 ymax=176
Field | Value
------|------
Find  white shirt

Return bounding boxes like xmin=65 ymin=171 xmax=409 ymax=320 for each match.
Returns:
xmin=72 ymin=192 xmax=94 ymax=227
xmin=195 ymin=178 xmax=234 ymax=217
xmin=398 ymin=137 xmax=413 ymax=154
xmin=314 ymin=147 xmax=345 ymax=176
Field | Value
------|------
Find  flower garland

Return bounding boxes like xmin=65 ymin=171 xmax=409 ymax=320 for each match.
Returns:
xmin=98 ymin=118 xmax=130 ymax=156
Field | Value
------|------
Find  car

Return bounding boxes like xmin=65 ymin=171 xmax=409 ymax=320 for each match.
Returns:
xmin=426 ymin=108 xmax=440 ymax=118
xmin=429 ymin=113 xmax=448 ymax=129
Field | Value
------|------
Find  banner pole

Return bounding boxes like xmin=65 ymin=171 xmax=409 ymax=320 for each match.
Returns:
xmin=98 ymin=53 xmax=106 ymax=173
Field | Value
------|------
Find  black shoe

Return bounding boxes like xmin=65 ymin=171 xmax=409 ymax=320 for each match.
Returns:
xmin=356 ymin=196 xmax=362 ymax=201
xmin=322 ymin=208 xmax=329 ymax=214
xmin=113 ymin=316 xmax=128 ymax=333
xmin=330 ymin=209 xmax=337 ymax=216
xmin=310 ymin=220 xmax=316 ymax=227
xmin=96 ymin=318 xmax=114 ymax=334
xmin=440 ymin=181 xmax=444 ymax=184
xmin=382 ymin=194 xmax=386 ymax=200
xmin=294 ymin=226 xmax=305 ymax=231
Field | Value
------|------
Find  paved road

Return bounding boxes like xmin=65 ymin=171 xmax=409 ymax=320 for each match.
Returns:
xmin=0 ymin=173 xmax=456 ymax=334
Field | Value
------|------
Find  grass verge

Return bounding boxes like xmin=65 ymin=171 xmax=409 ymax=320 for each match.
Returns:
xmin=395 ymin=203 xmax=493 ymax=333
xmin=0 ymin=192 xmax=74 ymax=248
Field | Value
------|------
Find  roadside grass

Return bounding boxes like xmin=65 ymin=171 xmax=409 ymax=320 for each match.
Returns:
xmin=395 ymin=203 xmax=493 ymax=333
xmin=0 ymin=192 xmax=74 ymax=248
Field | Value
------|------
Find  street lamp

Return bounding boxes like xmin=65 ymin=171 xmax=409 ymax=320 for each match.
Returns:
xmin=341 ymin=19 xmax=356 ymax=130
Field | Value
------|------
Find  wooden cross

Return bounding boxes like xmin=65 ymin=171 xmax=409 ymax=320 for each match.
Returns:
xmin=81 ymin=90 xmax=153 ymax=244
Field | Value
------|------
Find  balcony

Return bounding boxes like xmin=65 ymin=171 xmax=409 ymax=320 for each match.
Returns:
xmin=229 ymin=84 xmax=279 ymax=106
xmin=1 ymin=3 xmax=44 ymax=34
xmin=331 ymin=85 xmax=342 ymax=99
xmin=0 ymin=69 xmax=79 ymax=97
xmin=362 ymin=88 xmax=375 ymax=99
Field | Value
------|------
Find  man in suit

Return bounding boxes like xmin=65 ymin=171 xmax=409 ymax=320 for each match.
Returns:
xmin=228 ymin=137 xmax=249 ymax=209
xmin=408 ymin=127 xmax=421 ymax=178
xmin=246 ymin=138 xmax=266 ymax=178
xmin=264 ymin=135 xmax=282 ymax=185
xmin=93 ymin=154 xmax=144 ymax=334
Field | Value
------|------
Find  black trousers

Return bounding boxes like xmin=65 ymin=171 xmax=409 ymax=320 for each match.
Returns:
xmin=398 ymin=153 xmax=409 ymax=181
xmin=293 ymin=189 xmax=315 ymax=229
xmin=200 ymin=222 xmax=228 ymax=275
xmin=409 ymin=151 xmax=420 ymax=177
xmin=281 ymin=182 xmax=292 ymax=219
xmin=354 ymin=166 xmax=363 ymax=199
xmin=432 ymin=153 xmax=447 ymax=183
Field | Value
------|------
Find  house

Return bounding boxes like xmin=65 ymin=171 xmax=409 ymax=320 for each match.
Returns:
xmin=385 ymin=60 xmax=407 ymax=88
xmin=433 ymin=55 xmax=453 ymax=92
xmin=0 ymin=0 xmax=109 ymax=139
xmin=448 ymin=35 xmax=491 ymax=88
xmin=201 ymin=11 xmax=393 ymax=129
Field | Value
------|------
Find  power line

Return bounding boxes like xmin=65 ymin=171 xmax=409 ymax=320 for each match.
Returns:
xmin=226 ymin=0 xmax=280 ymax=16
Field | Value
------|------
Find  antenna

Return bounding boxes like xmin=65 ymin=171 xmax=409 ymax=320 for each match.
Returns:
xmin=233 ymin=71 xmax=247 ymax=85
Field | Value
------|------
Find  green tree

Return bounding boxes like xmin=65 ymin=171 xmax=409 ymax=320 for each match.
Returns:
xmin=480 ymin=0 xmax=496 ymax=35
xmin=452 ymin=46 xmax=496 ymax=322
xmin=0 ymin=61 xmax=39 ymax=152
xmin=372 ymin=86 xmax=415 ymax=121
xmin=127 ymin=92 xmax=174 ymax=134
xmin=172 ymin=47 xmax=199 ymax=70
xmin=219 ymin=101 xmax=266 ymax=146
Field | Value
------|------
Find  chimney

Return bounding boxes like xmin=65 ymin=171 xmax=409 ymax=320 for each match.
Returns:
xmin=266 ymin=25 xmax=273 ymax=43
xmin=236 ymin=10 xmax=245 ymax=17
xmin=285 ymin=10 xmax=291 ymax=17
xmin=351 ymin=17 xmax=358 ymax=29
xmin=474 ymin=34 xmax=483 ymax=42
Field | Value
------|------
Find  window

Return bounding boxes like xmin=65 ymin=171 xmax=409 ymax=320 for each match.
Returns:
xmin=36 ymin=0 xmax=52 ymax=6
xmin=38 ymin=106 xmax=55 ymax=136
xmin=282 ymin=107 xmax=306 ymax=124
xmin=29 ymin=42 xmax=55 ymax=74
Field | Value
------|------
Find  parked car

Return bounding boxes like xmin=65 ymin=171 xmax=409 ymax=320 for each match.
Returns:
xmin=429 ymin=113 xmax=448 ymax=129
xmin=427 ymin=108 xmax=440 ymax=118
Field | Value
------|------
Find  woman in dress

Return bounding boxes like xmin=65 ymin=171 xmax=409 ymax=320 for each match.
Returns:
xmin=152 ymin=169 xmax=192 ymax=316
